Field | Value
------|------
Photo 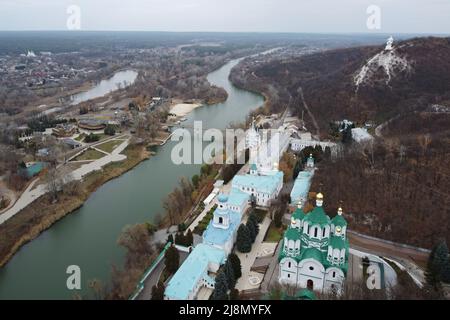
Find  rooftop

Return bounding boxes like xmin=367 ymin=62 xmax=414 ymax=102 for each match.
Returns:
xmin=290 ymin=171 xmax=313 ymax=204
xmin=232 ymin=171 xmax=283 ymax=194
xmin=165 ymin=244 xmax=225 ymax=300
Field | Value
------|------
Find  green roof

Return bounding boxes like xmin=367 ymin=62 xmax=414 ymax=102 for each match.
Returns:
xmin=285 ymin=227 xmax=301 ymax=241
xmin=332 ymin=214 xmax=347 ymax=227
xmin=292 ymin=207 xmax=306 ymax=221
xmin=295 ymin=289 xmax=316 ymax=300
xmin=304 ymin=207 xmax=330 ymax=226
xmin=300 ymin=248 xmax=324 ymax=264
xmin=329 ymin=236 xmax=347 ymax=250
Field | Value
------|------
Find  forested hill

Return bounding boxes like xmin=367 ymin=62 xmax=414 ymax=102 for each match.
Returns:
xmin=233 ymin=36 xmax=450 ymax=134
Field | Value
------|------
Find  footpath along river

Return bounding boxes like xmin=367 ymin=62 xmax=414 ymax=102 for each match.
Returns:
xmin=0 ymin=57 xmax=264 ymax=299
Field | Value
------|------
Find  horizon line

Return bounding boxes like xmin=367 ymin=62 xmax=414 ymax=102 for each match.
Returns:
xmin=0 ymin=30 xmax=449 ymax=36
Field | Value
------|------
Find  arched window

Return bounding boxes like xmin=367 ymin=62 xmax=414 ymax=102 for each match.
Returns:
xmin=288 ymin=262 xmax=291 ymax=268
xmin=322 ymin=228 xmax=326 ymax=237
xmin=314 ymin=227 xmax=318 ymax=238
xmin=219 ymin=217 xmax=223 ymax=224
xmin=332 ymin=271 xmax=336 ymax=278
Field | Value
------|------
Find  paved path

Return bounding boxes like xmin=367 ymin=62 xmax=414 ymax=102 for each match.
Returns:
xmin=350 ymin=248 xmax=397 ymax=289
xmin=0 ymin=137 xmax=130 ymax=225
xmin=260 ymin=240 xmax=282 ymax=293
xmin=235 ymin=216 xmax=272 ymax=291
xmin=348 ymin=230 xmax=428 ymax=286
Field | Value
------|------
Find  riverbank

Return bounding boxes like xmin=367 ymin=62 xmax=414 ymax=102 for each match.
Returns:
xmin=170 ymin=102 xmax=203 ymax=118
xmin=0 ymin=55 xmax=266 ymax=299
xmin=0 ymin=143 xmax=151 ymax=268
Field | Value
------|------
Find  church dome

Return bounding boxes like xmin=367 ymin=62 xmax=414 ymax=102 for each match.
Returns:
xmin=217 ymin=194 xmax=229 ymax=203
xmin=303 ymin=207 xmax=330 ymax=227
xmin=292 ymin=206 xmax=306 ymax=221
xmin=332 ymin=207 xmax=347 ymax=227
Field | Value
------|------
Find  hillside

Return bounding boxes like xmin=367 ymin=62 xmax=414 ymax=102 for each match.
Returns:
xmin=231 ymin=37 xmax=450 ymax=248
xmin=232 ymin=37 xmax=450 ymax=132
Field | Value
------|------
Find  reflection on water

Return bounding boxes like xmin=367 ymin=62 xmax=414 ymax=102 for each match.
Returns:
xmin=70 ymin=70 xmax=138 ymax=105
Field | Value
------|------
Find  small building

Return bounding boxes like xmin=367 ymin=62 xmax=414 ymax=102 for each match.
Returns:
xmin=351 ymin=128 xmax=374 ymax=143
xmin=290 ymin=171 xmax=313 ymax=206
xmin=232 ymin=170 xmax=283 ymax=207
xmin=62 ymin=138 xmax=82 ymax=149
xmin=36 ymin=148 xmax=49 ymax=157
xmin=52 ymin=123 xmax=77 ymax=137
xmin=78 ymin=119 xmax=107 ymax=131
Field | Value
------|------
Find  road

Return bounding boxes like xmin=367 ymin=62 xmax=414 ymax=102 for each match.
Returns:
xmin=348 ymin=230 xmax=428 ymax=286
xmin=136 ymin=250 xmax=189 ymax=300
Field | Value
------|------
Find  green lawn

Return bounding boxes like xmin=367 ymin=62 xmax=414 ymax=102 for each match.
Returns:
xmin=95 ymin=140 xmax=122 ymax=154
xmin=73 ymin=148 xmax=105 ymax=161
xmin=74 ymin=133 xmax=86 ymax=141
xmin=264 ymin=222 xmax=285 ymax=242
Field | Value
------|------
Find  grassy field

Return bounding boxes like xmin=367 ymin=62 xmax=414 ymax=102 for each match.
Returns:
xmin=95 ymin=140 xmax=122 ymax=154
xmin=264 ymin=222 xmax=285 ymax=242
xmin=74 ymin=133 xmax=86 ymax=141
xmin=73 ymin=148 xmax=105 ymax=161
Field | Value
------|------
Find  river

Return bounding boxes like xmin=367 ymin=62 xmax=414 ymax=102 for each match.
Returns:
xmin=70 ymin=70 xmax=138 ymax=105
xmin=0 ymin=57 xmax=264 ymax=299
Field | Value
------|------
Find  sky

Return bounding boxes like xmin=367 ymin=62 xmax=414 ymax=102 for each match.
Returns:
xmin=0 ymin=0 xmax=449 ymax=34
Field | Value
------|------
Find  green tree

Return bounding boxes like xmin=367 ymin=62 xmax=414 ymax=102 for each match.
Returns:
xmin=104 ymin=124 xmax=116 ymax=136
xmin=186 ymin=229 xmax=194 ymax=247
xmin=425 ymin=242 xmax=447 ymax=289
xmin=246 ymin=212 xmax=260 ymax=243
xmin=211 ymin=270 xmax=228 ymax=300
xmin=236 ymin=224 xmax=252 ymax=253
xmin=274 ymin=209 xmax=283 ymax=228
xmin=228 ymin=253 xmax=242 ymax=279
xmin=200 ymin=164 xmax=211 ymax=177
xmin=175 ymin=232 xmax=186 ymax=246
xmin=224 ymin=260 xmax=236 ymax=289
xmin=164 ymin=245 xmax=180 ymax=274
xmin=191 ymin=174 xmax=200 ymax=188
xmin=151 ymin=282 xmax=165 ymax=300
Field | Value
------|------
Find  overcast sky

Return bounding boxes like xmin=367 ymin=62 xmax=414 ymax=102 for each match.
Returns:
xmin=0 ymin=0 xmax=449 ymax=34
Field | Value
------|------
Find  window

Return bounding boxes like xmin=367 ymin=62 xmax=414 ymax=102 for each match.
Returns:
xmin=287 ymin=274 xmax=290 ymax=278
xmin=309 ymin=266 xmax=314 ymax=271
xmin=332 ymin=271 xmax=336 ymax=278
xmin=288 ymin=262 xmax=291 ymax=268
xmin=323 ymin=228 xmax=326 ymax=237
xmin=314 ymin=227 xmax=318 ymax=238
xmin=219 ymin=217 xmax=223 ymax=224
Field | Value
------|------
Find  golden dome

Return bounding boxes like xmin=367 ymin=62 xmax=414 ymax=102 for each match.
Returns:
xmin=316 ymin=192 xmax=324 ymax=199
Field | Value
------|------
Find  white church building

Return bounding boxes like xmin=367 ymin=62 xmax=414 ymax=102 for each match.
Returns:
xmin=278 ymin=194 xmax=349 ymax=294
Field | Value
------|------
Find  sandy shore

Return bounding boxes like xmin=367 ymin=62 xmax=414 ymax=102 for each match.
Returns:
xmin=170 ymin=103 xmax=202 ymax=117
